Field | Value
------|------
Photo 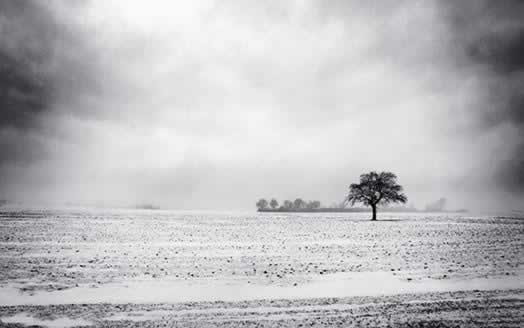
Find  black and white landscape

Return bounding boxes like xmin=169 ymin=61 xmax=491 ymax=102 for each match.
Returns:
xmin=0 ymin=1 xmax=523 ymax=327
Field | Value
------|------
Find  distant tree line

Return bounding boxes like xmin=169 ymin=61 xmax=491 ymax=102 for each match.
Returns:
xmin=255 ymin=171 xmax=409 ymax=220
xmin=255 ymin=172 xmax=467 ymax=219
xmin=256 ymin=198 xmax=322 ymax=211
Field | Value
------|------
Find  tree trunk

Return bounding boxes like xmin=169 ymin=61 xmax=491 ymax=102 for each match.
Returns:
xmin=371 ymin=205 xmax=377 ymax=221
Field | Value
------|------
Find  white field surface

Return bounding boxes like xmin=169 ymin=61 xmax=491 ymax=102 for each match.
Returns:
xmin=0 ymin=208 xmax=523 ymax=327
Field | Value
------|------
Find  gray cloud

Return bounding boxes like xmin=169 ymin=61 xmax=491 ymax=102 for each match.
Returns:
xmin=1 ymin=1 xmax=523 ymax=211
xmin=0 ymin=1 xmax=56 ymax=130
xmin=0 ymin=1 xmax=100 ymax=167
xmin=440 ymin=0 xmax=524 ymax=193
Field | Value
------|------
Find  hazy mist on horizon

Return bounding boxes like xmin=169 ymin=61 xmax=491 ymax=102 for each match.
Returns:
xmin=1 ymin=1 xmax=523 ymax=212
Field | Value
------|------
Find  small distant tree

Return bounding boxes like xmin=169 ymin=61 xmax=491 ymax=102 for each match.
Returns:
xmin=305 ymin=201 xmax=314 ymax=210
xmin=346 ymin=171 xmax=407 ymax=220
xmin=425 ymin=197 xmax=446 ymax=212
xmin=256 ymin=198 xmax=268 ymax=210
xmin=330 ymin=202 xmax=343 ymax=209
xmin=269 ymin=198 xmax=279 ymax=209
xmin=306 ymin=200 xmax=321 ymax=210
xmin=293 ymin=198 xmax=305 ymax=209
xmin=283 ymin=200 xmax=293 ymax=209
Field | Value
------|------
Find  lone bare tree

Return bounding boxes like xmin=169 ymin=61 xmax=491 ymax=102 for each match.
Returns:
xmin=345 ymin=171 xmax=407 ymax=220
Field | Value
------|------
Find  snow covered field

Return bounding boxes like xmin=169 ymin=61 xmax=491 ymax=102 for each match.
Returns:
xmin=0 ymin=208 xmax=522 ymax=327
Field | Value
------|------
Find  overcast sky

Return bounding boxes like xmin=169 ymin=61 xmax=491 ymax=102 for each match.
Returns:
xmin=1 ymin=1 xmax=523 ymax=212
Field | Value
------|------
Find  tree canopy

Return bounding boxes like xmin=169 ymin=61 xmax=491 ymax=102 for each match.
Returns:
xmin=256 ymin=198 xmax=268 ymax=210
xmin=306 ymin=200 xmax=321 ymax=210
xmin=283 ymin=200 xmax=293 ymax=209
xmin=346 ymin=171 xmax=407 ymax=220
xmin=293 ymin=198 xmax=305 ymax=209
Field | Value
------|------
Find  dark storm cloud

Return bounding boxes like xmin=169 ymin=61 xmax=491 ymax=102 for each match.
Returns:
xmin=443 ymin=0 xmax=524 ymax=193
xmin=0 ymin=1 xmax=56 ymax=172
xmin=0 ymin=1 xmax=98 ymax=168
xmin=468 ymin=30 xmax=524 ymax=75
xmin=0 ymin=1 xmax=56 ymax=130
xmin=463 ymin=5 xmax=524 ymax=128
